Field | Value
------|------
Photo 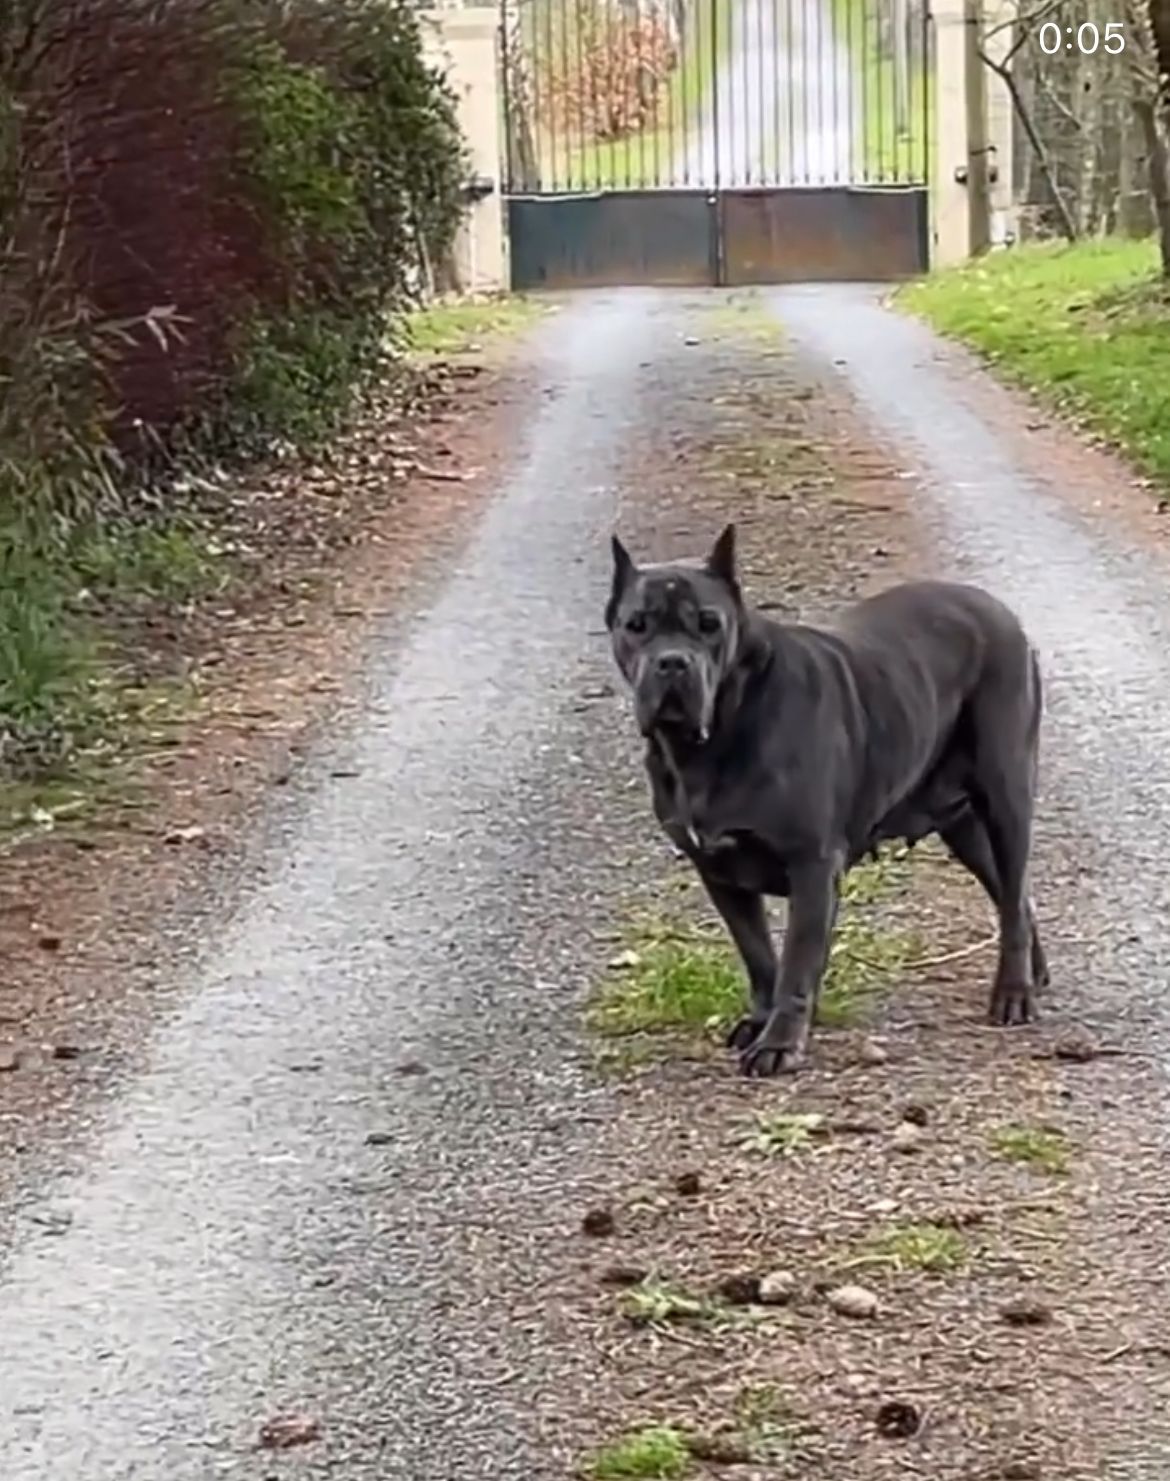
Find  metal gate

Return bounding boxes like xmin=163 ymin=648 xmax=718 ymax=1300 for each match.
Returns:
xmin=500 ymin=0 xmax=932 ymax=288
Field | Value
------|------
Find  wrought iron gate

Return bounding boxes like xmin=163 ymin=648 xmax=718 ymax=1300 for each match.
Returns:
xmin=500 ymin=0 xmax=932 ymax=288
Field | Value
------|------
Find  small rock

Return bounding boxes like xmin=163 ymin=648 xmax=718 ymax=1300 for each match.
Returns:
xmin=164 ymin=824 xmax=207 ymax=845
xmin=999 ymin=1462 xmax=1042 ymax=1480
xmin=0 ymin=1047 xmax=22 ymax=1073
xmin=826 ymin=1283 xmax=879 ymax=1319
xmin=758 ymin=1269 xmax=798 ymax=1305
xmin=900 ymin=1103 xmax=929 ymax=1127
xmin=600 ymin=1264 xmax=648 ymax=1288
xmin=673 ymin=1170 xmax=702 ymax=1197
xmin=718 ymin=1273 xmax=761 ymax=1306
xmin=608 ymin=949 xmax=641 ymax=969
xmin=36 ymin=934 xmax=62 ymax=952
xmin=395 ymin=1059 xmax=427 ymax=1076
xmin=582 ymin=1208 xmax=615 ymax=1238
xmin=683 ymin=335 xmax=701 ymax=347
xmin=364 ymin=1130 xmax=394 ymax=1147
xmin=891 ymin=1122 xmax=924 ymax=1154
xmin=51 ymin=1044 xmax=83 ymax=1062
xmin=858 ymin=1039 xmax=888 ymax=1066
xmin=875 ymin=1399 xmax=922 ymax=1438
xmin=1051 ymin=1033 xmax=1099 ymax=1063
xmin=258 ymin=1414 xmax=322 ymax=1450
xmin=999 ymin=1298 xmax=1053 ymax=1328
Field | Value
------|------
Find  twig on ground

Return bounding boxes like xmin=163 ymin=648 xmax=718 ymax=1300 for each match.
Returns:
xmin=900 ymin=936 xmax=997 ymax=973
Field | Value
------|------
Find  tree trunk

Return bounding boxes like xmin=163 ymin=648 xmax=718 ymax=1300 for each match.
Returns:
xmin=1139 ymin=0 xmax=1170 ymax=272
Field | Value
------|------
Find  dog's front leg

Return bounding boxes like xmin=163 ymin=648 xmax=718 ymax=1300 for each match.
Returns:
xmin=700 ymin=878 xmax=778 ymax=1052
xmin=740 ymin=858 xmax=839 ymax=1078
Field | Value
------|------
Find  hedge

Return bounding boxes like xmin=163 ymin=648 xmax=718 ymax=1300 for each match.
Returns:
xmin=0 ymin=0 xmax=467 ymax=774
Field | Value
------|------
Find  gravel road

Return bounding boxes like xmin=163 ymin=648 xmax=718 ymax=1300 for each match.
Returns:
xmin=0 ymin=297 xmax=668 ymax=1479
xmin=3 ymin=285 xmax=1170 ymax=1478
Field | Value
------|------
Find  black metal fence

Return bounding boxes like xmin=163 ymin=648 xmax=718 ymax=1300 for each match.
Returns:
xmin=500 ymin=0 xmax=932 ymax=194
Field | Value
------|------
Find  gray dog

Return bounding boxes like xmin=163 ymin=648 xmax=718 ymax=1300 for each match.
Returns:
xmin=606 ymin=523 xmax=1046 ymax=1077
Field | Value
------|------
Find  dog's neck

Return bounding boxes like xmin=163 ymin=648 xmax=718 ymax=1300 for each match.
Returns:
xmin=647 ymin=615 xmax=774 ymax=847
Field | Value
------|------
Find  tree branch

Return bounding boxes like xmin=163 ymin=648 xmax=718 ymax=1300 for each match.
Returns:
xmin=977 ymin=42 xmax=1079 ymax=240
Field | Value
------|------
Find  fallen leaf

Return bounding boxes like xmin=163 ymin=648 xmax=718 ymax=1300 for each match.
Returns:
xmin=259 ymin=1414 xmax=322 ymax=1450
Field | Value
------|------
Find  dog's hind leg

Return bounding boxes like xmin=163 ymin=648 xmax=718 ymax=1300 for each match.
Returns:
xmin=701 ymin=878 xmax=778 ymax=1051
xmin=940 ymin=809 xmax=1049 ymax=990
xmin=967 ymin=684 xmax=1042 ymax=1027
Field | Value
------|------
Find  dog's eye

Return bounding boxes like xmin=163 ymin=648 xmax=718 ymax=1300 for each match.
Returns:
xmin=698 ymin=610 xmax=721 ymax=636
xmin=625 ymin=612 xmax=647 ymax=635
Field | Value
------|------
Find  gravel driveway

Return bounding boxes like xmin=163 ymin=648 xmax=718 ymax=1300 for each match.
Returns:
xmin=3 ymin=286 xmax=1170 ymax=1478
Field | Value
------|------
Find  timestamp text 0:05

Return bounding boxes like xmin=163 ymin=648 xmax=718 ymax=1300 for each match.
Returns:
xmin=1038 ymin=20 xmax=1125 ymax=53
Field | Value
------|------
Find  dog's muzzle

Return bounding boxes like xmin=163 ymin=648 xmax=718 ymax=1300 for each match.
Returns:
xmin=633 ymin=651 xmax=713 ymax=741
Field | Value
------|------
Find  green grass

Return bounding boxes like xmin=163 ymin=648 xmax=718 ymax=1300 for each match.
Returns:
xmin=591 ymin=849 xmax=913 ymax=1055
xmin=589 ymin=919 xmax=745 ymax=1037
xmin=75 ymin=519 xmax=225 ymax=605
xmin=404 ymin=295 xmax=548 ymax=357
xmin=899 ymin=238 xmax=1170 ymax=488
xmin=988 ymin=1123 xmax=1070 ymax=1175
xmin=817 ymin=912 xmax=914 ymax=1028
xmin=586 ymin=1427 xmax=692 ymax=1480
xmin=861 ymin=1221 xmax=968 ymax=1273
xmin=535 ymin=0 xmax=729 ymax=190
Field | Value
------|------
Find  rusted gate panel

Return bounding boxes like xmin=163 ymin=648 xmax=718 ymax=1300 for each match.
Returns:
xmin=720 ymin=187 xmax=930 ymax=285
xmin=507 ymin=192 xmax=718 ymax=290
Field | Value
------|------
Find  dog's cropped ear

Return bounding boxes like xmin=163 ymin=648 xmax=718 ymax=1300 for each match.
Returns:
xmin=706 ymin=523 xmax=738 ymax=588
xmin=606 ymin=534 xmax=636 ymax=629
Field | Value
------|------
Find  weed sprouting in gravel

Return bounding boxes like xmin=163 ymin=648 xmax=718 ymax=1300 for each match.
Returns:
xmin=620 ymin=1277 xmax=718 ymax=1328
xmin=741 ymin=1109 xmax=829 ymax=1158
xmin=586 ymin=1425 xmax=691 ymax=1479
xmin=989 ymin=1124 xmax=1070 ymax=1175
xmin=861 ymin=1221 xmax=969 ymax=1273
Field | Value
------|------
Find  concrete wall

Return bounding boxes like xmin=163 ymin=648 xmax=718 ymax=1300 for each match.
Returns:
xmin=420 ymin=6 xmax=507 ymax=294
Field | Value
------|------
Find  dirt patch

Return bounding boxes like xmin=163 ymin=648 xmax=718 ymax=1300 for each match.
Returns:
xmin=560 ymin=302 xmax=1170 ymax=1479
xmin=0 ymin=330 xmax=540 ymax=1193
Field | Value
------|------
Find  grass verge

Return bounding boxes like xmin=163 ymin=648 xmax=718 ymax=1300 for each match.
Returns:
xmin=404 ymin=295 xmax=549 ymax=357
xmin=898 ymin=238 xmax=1170 ymax=489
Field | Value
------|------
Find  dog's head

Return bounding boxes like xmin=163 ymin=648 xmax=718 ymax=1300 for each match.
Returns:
xmin=605 ymin=523 xmax=746 ymax=743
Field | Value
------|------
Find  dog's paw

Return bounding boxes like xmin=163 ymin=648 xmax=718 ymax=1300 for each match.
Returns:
xmin=988 ymin=979 xmax=1037 ymax=1028
xmin=726 ymin=1015 xmax=765 ymax=1051
xmin=739 ymin=1039 xmax=805 ymax=1078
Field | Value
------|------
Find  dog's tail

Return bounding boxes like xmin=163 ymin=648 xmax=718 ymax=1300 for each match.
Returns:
xmin=1027 ymin=645 xmax=1043 ymax=778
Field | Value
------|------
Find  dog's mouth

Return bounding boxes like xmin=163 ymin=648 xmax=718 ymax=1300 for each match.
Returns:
xmin=640 ymin=689 xmax=710 ymax=744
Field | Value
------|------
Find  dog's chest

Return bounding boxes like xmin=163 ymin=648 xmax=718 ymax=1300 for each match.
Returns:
xmin=649 ymin=764 xmax=791 ymax=894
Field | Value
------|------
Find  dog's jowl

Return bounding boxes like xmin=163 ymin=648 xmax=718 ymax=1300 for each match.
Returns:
xmin=605 ymin=523 xmax=1046 ymax=1078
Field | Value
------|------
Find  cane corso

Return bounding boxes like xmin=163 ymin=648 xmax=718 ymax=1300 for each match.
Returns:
xmin=606 ymin=523 xmax=1046 ymax=1077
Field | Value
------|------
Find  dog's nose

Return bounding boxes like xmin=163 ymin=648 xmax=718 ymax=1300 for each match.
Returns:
xmin=655 ymin=652 xmax=689 ymax=676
